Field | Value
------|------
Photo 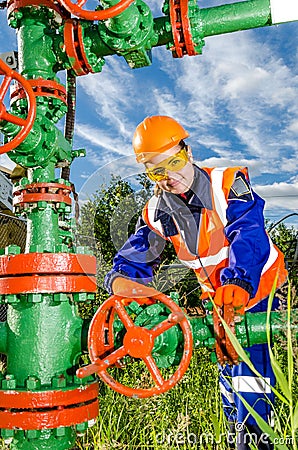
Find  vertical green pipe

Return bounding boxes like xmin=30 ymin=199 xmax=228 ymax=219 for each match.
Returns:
xmin=27 ymin=206 xmax=60 ymax=253
xmin=25 ymin=164 xmax=61 ymax=252
xmin=0 ymin=321 xmax=8 ymax=354
xmin=17 ymin=14 xmax=58 ymax=79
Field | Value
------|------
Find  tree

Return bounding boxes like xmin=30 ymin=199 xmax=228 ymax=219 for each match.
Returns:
xmin=77 ymin=174 xmax=156 ymax=308
xmin=267 ymin=221 xmax=298 ymax=293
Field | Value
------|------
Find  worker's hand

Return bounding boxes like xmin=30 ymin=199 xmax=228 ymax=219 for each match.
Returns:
xmin=214 ymin=284 xmax=250 ymax=365
xmin=214 ymin=284 xmax=250 ymax=315
xmin=111 ymin=277 xmax=160 ymax=298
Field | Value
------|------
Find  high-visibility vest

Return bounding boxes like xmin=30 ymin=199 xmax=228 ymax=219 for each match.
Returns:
xmin=143 ymin=167 xmax=287 ymax=310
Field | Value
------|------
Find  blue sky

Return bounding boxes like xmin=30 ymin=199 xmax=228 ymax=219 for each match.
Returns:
xmin=0 ymin=1 xmax=298 ymax=228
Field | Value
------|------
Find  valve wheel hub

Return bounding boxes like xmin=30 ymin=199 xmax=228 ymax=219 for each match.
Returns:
xmin=123 ymin=327 xmax=154 ymax=359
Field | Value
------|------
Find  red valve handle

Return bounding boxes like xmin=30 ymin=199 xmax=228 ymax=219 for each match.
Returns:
xmin=77 ymin=293 xmax=193 ymax=398
xmin=57 ymin=0 xmax=134 ymax=21
xmin=0 ymin=59 xmax=36 ymax=154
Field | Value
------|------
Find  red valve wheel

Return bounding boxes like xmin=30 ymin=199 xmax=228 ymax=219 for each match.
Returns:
xmin=0 ymin=59 xmax=36 ymax=154
xmin=77 ymin=294 xmax=193 ymax=398
xmin=57 ymin=0 xmax=134 ymax=21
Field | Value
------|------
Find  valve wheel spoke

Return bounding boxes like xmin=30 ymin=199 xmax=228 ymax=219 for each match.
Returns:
xmin=0 ymin=76 xmax=12 ymax=102
xmin=0 ymin=59 xmax=36 ymax=154
xmin=100 ymin=346 xmax=127 ymax=370
xmin=57 ymin=0 xmax=134 ymax=21
xmin=150 ymin=317 xmax=176 ymax=338
xmin=143 ymin=355 xmax=165 ymax=387
xmin=1 ymin=110 xmax=27 ymax=127
xmin=114 ymin=299 xmax=134 ymax=329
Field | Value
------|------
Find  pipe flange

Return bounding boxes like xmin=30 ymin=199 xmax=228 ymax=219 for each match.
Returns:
xmin=169 ymin=0 xmax=204 ymax=58
xmin=64 ymin=19 xmax=104 ymax=76
xmin=13 ymin=182 xmax=72 ymax=208
xmin=0 ymin=252 xmax=97 ymax=294
xmin=64 ymin=19 xmax=88 ymax=76
xmin=0 ymin=252 xmax=96 ymax=276
xmin=0 ymin=382 xmax=99 ymax=429
xmin=0 ymin=274 xmax=97 ymax=294
xmin=11 ymin=79 xmax=67 ymax=105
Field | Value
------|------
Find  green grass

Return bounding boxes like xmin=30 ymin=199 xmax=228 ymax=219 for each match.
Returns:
xmin=76 ymin=340 xmax=298 ymax=449
xmin=76 ymin=348 xmax=229 ymax=450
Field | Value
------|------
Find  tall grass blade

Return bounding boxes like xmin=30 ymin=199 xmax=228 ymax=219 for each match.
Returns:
xmin=266 ymin=280 xmax=292 ymax=402
xmin=234 ymin=391 xmax=290 ymax=450
xmin=211 ymin=301 xmax=289 ymax=405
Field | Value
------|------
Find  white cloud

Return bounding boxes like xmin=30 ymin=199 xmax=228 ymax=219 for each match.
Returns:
xmin=255 ymin=181 xmax=298 ymax=212
xmin=154 ymin=29 xmax=298 ymax=179
xmin=197 ymin=157 xmax=264 ymax=176
xmin=75 ymin=122 xmax=131 ymax=156
xmin=77 ymin=58 xmax=139 ymax=139
xmin=288 ymin=120 xmax=298 ymax=133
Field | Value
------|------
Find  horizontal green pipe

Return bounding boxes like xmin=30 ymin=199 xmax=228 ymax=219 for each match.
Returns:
xmin=154 ymin=16 xmax=173 ymax=47
xmin=201 ymin=0 xmax=271 ymax=37
xmin=190 ymin=310 xmax=298 ymax=349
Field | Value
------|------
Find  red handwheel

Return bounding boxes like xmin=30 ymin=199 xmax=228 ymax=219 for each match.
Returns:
xmin=0 ymin=59 xmax=36 ymax=154
xmin=57 ymin=0 xmax=134 ymax=21
xmin=77 ymin=293 xmax=193 ymax=398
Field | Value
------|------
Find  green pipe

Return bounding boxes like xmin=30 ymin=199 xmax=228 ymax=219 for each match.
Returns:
xmin=53 ymin=0 xmax=273 ymax=69
xmin=17 ymin=11 xmax=58 ymax=80
xmin=0 ymin=321 xmax=8 ymax=354
xmin=190 ymin=310 xmax=298 ymax=349
xmin=200 ymin=0 xmax=271 ymax=37
xmin=119 ymin=302 xmax=298 ymax=368
xmin=154 ymin=16 xmax=173 ymax=47
xmin=27 ymin=205 xmax=60 ymax=253
xmin=101 ymin=0 xmax=141 ymax=35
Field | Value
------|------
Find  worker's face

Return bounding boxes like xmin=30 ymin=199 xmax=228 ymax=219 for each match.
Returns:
xmin=145 ymin=143 xmax=195 ymax=194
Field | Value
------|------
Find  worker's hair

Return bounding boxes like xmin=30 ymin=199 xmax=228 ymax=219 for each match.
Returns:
xmin=154 ymin=184 xmax=162 ymax=197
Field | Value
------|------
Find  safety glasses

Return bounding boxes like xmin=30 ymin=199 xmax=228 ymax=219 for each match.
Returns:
xmin=145 ymin=146 xmax=189 ymax=182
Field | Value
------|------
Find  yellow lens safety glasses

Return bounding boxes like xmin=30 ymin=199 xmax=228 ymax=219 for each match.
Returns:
xmin=145 ymin=147 xmax=189 ymax=182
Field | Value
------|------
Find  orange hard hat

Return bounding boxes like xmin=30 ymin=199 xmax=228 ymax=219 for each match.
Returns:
xmin=133 ymin=115 xmax=189 ymax=163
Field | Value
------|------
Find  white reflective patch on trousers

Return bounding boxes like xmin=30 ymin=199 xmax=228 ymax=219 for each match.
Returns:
xmin=220 ymin=383 xmax=235 ymax=404
xmin=232 ymin=376 xmax=271 ymax=394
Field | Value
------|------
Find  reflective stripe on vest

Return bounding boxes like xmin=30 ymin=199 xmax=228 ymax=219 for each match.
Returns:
xmin=180 ymin=247 xmax=229 ymax=270
xmin=210 ymin=168 xmax=228 ymax=226
xmin=143 ymin=195 xmax=166 ymax=238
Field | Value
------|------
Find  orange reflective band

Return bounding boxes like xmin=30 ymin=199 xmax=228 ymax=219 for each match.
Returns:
xmin=145 ymin=147 xmax=188 ymax=182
